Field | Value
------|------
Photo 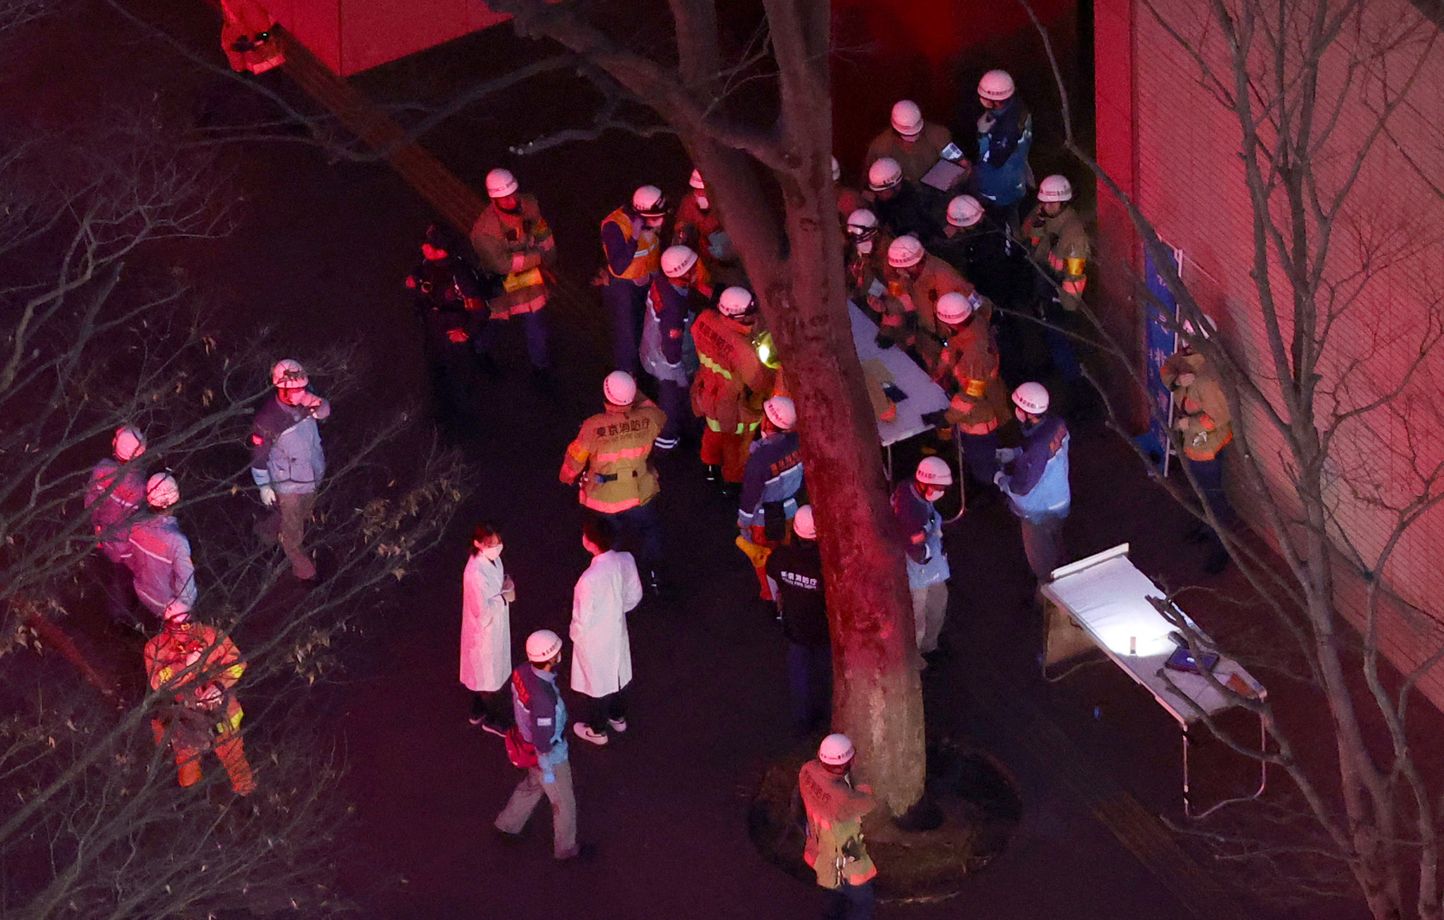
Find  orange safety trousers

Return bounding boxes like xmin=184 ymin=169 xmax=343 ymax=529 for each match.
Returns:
xmin=700 ymin=421 xmax=756 ymax=484
xmin=151 ymin=718 xmax=256 ymax=796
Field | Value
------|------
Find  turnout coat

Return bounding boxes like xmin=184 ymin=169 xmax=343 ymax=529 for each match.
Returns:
xmin=568 ymin=550 xmax=643 ymax=698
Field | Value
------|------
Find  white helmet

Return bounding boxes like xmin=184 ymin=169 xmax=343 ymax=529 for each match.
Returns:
xmin=660 ymin=244 xmax=699 ymax=279
xmin=1037 ymin=174 xmax=1073 ymax=203
xmin=485 ymin=167 xmax=518 ymax=199
xmin=718 ymin=286 xmax=755 ymax=318
xmin=603 ymin=370 xmax=637 ymax=406
xmin=793 ymin=505 xmax=817 ymax=540
xmin=763 ymin=396 xmax=797 ymax=431
xmin=845 ymin=208 xmax=879 ymax=239
xmin=146 ymin=472 xmax=180 ymax=509
xmin=161 ymin=599 xmax=191 ymax=625
xmin=688 ymin=168 xmax=705 ymax=190
xmin=946 ymin=195 xmax=984 ymax=229
xmin=632 ymin=184 xmax=667 ymax=217
xmin=890 ymin=99 xmax=924 ymax=138
xmin=978 ymin=69 xmax=1015 ymax=102
xmin=112 ymin=425 xmax=146 ymax=462
xmin=525 ymin=629 xmax=563 ymax=664
xmin=867 ymin=157 xmax=903 ymax=192
xmin=830 ymin=156 xmax=841 ymax=182
xmin=1012 ymin=381 xmax=1050 ymax=415
xmin=270 ymin=358 xmax=308 ymax=390
xmin=818 ymin=733 xmax=855 ymax=766
xmin=915 ymin=456 xmax=954 ymax=487
xmin=887 ymin=235 xmax=925 ymax=269
xmin=935 ymin=291 xmax=976 ymax=325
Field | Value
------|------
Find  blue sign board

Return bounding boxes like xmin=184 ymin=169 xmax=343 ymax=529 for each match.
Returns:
xmin=1136 ymin=245 xmax=1183 ymax=472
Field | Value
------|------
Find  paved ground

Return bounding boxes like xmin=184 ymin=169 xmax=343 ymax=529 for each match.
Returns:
xmin=8 ymin=2 xmax=1396 ymax=918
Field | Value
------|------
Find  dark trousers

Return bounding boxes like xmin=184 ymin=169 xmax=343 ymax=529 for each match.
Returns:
xmin=603 ymin=280 xmax=647 ymax=374
xmin=98 ymin=555 xmax=138 ymax=625
xmin=655 ymin=378 xmax=692 ymax=450
xmin=476 ymin=310 xmax=551 ymax=370
xmin=1040 ymin=297 xmax=1082 ymax=383
xmin=583 ymin=687 xmax=628 ymax=733
xmin=822 ymin=880 xmax=876 ymax=920
xmin=423 ymin=337 xmax=477 ymax=424
xmin=1185 ymin=452 xmax=1236 ymax=554
xmin=959 ymin=429 xmax=1002 ymax=485
xmin=608 ymin=501 xmax=664 ymax=576
xmin=787 ymin=641 xmax=832 ymax=733
xmin=471 ymin=690 xmax=514 ymax=728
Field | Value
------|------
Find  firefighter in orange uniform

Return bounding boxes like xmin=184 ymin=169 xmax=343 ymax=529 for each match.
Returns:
xmin=560 ymin=371 xmax=668 ymax=592
xmin=470 ymin=168 xmax=557 ymax=376
xmin=800 ymin=733 xmax=877 ymax=919
xmin=877 ymin=235 xmax=971 ymax=371
xmin=1161 ymin=317 xmax=1235 ymax=574
xmin=599 ymin=186 xmax=667 ymax=375
xmin=145 ymin=603 xmax=255 ymax=795
xmin=219 ymin=0 xmax=284 ymax=74
xmin=923 ymin=291 xmax=1010 ymax=490
xmin=690 ymin=286 xmax=775 ymax=492
xmin=1023 ymin=174 xmax=1091 ymax=386
xmin=672 ymin=169 xmax=738 ymax=288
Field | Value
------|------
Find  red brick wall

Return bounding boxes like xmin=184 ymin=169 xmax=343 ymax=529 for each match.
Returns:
xmin=1100 ymin=0 xmax=1444 ymax=700
xmin=270 ymin=0 xmax=508 ymax=75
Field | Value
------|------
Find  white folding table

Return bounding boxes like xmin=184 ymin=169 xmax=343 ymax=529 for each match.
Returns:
xmin=847 ymin=304 xmax=974 ymax=520
xmin=1040 ymin=543 xmax=1268 ymax=817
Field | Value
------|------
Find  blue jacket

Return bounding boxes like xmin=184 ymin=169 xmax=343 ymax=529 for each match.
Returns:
xmin=641 ymin=278 xmax=692 ymax=385
xmin=250 ymin=394 xmax=329 ymax=495
xmin=511 ymin=664 xmax=568 ymax=777
xmin=124 ymin=513 xmax=197 ymax=615
xmin=976 ymin=99 xmax=1033 ymax=207
xmin=738 ymin=432 xmax=804 ymax=530
xmin=1001 ymin=414 xmax=1071 ymax=521
xmin=891 ymin=482 xmax=949 ymax=588
xmin=85 ymin=459 xmax=147 ymax=563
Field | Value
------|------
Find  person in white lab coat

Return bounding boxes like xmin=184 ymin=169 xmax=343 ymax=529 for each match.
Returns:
xmin=460 ymin=521 xmax=515 ymax=735
xmin=569 ymin=516 xmax=643 ymax=746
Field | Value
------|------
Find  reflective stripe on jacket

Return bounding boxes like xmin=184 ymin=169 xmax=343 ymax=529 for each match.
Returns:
xmin=559 ymin=402 xmax=666 ymax=513
xmin=249 ymin=394 xmax=328 ymax=494
xmin=689 ymin=310 xmax=774 ymax=430
xmin=601 ymin=207 xmax=659 ymax=282
xmin=1001 ymin=415 xmax=1071 ymax=521
xmin=126 ymin=514 xmax=197 ymax=615
xmin=86 ymin=459 xmax=147 ymax=562
xmin=737 ymin=432 xmax=804 ymax=530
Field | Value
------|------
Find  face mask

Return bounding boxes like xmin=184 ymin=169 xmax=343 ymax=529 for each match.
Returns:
xmin=923 ymin=487 xmax=945 ymax=502
xmin=645 ymin=217 xmax=664 ymax=230
xmin=694 ymin=194 xmax=709 ymax=210
xmin=481 ymin=542 xmax=504 ymax=561
xmin=855 ymin=239 xmax=873 ymax=255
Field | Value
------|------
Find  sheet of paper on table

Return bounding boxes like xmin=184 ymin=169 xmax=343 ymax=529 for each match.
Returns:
xmin=921 ymin=159 xmax=967 ymax=192
xmin=1043 ymin=544 xmax=1267 ymax=725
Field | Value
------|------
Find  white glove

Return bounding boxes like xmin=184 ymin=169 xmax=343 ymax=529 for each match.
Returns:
xmin=995 ymin=447 xmax=1018 ymax=464
xmin=977 ymin=111 xmax=997 ymax=134
xmin=993 ymin=470 xmax=1007 ymax=488
xmin=259 ymin=485 xmax=277 ymax=507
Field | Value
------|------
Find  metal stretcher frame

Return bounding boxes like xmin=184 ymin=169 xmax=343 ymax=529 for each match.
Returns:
xmin=1039 ymin=543 xmax=1268 ymax=818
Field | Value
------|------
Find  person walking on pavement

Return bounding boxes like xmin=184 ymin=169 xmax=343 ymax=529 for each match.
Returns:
xmin=864 ymin=99 xmax=954 ymax=185
xmin=568 ymin=516 xmax=643 ymax=746
xmin=642 ymin=245 xmax=705 ymax=451
xmin=124 ymin=472 xmax=197 ymax=622
xmin=599 ymin=185 xmax=667 ymax=375
xmin=765 ymin=507 xmax=831 ymax=735
xmin=406 ymin=223 xmax=489 ymax=427
xmin=922 ymin=291 xmax=1009 ymax=492
xmin=145 ymin=601 xmax=256 ymax=795
xmin=800 ymin=733 xmax=877 ymax=920
xmin=974 ymin=70 xmax=1033 ymax=232
xmin=495 ymin=629 xmax=581 ymax=860
xmin=559 ymin=371 xmax=667 ymax=591
xmin=469 ymin=168 xmax=557 ymax=382
xmin=891 ymin=458 xmax=952 ymax=665
xmin=461 ymin=521 xmax=516 ymax=736
xmin=690 ymin=286 xmax=776 ymax=492
xmin=250 ymin=358 xmax=329 ymax=581
xmin=1023 ymin=175 xmax=1091 ymax=395
xmin=1161 ymin=318 xmax=1235 ymax=574
xmin=736 ymin=396 xmax=805 ymax=603
xmin=995 ymin=382 xmax=1071 ymax=581
xmin=85 ymin=425 xmax=148 ymax=623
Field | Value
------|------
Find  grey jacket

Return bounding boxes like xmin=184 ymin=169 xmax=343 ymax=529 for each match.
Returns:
xmin=249 ymin=393 xmax=329 ymax=494
xmin=125 ymin=513 xmax=197 ymax=615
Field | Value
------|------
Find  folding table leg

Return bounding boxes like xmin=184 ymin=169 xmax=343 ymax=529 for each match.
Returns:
xmin=1183 ymin=714 xmax=1269 ymax=819
xmin=944 ymin=428 xmax=967 ymax=523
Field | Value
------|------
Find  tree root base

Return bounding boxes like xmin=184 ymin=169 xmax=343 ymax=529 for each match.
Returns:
xmin=747 ymin=737 xmax=1021 ymax=902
